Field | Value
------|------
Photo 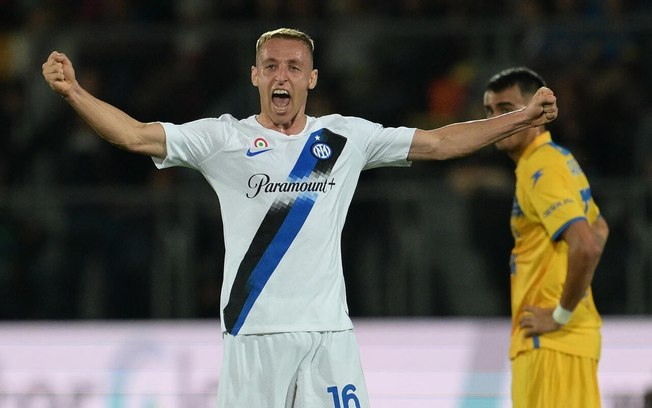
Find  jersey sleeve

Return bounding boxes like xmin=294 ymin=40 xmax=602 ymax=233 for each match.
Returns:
xmin=152 ymin=117 xmax=228 ymax=170
xmin=343 ymin=117 xmax=414 ymax=170
xmin=525 ymin=157 xmax=588 ymax=241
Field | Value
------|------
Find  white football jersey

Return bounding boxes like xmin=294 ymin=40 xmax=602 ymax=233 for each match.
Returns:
xmin=154 ymin=114 xmax=415 ymax=335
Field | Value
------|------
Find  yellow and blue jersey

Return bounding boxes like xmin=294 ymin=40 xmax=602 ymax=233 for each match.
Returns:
xmin=509 ymin=132 xmax=602 ymax=360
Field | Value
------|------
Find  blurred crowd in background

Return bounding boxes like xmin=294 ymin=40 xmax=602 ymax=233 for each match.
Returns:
xmin=1 ymin=0 xmax=652 ymax=320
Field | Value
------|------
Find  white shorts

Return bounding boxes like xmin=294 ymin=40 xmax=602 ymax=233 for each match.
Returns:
xmin=216 ymin=330 xmax=369 ymax=408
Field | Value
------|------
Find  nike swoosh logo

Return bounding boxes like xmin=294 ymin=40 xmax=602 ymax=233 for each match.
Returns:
xmin=246 ymin=148 xmax=272 ymax=157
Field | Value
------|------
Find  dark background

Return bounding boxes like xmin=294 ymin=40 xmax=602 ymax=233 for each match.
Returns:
xmin=1 ymin=0 xmax=652 ymax=320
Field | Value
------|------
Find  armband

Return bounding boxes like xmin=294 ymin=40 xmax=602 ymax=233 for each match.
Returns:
xmin=552 ymin=304 xmax=573 ymax=325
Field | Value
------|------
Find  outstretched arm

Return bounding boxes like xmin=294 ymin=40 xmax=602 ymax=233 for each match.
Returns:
xmin=42 ymin=51 xmax=167 ymax=159
xmin=408 ymin=87 xmax=557 ymax=161
xmin=519 ymin=216 xmax=609 ymax=337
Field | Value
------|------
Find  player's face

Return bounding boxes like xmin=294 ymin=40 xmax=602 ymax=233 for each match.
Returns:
xmin=484 ymin=85 xmax=533 ymax=155
xmin=252 ymin=38 xmax=318 ymax=131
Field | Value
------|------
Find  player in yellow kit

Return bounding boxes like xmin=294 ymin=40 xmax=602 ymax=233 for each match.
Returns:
xmin=483 ymin=67 xmax=609 ymax=408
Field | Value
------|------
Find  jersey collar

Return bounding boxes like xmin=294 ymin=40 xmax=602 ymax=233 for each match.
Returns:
xmin=521 ymin=131 xmax=552 ymax=161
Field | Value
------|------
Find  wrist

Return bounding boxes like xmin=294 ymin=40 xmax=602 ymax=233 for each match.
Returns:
xmin=552 ymin=304 xmax=573 ymax=325
xmin=61 ymin=81 xmax=81 ymax=102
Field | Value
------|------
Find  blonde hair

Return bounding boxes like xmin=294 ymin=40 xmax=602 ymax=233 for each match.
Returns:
xmin=255 ymin=28 xmax=315 ymax=60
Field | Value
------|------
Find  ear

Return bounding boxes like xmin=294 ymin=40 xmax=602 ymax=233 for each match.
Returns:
xmin=308 ymin=69 xmax=318 ymax=90
xmin=251 ymin=66 xmax=258 ymax=87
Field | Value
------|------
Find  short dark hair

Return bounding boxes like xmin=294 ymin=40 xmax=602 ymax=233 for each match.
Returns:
xmin=485 ymin=67 xmax=546 ymax=96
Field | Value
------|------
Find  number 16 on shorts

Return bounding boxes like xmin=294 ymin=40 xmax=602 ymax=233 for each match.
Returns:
xmin=327 ymin=384 xmax=361 ymax=408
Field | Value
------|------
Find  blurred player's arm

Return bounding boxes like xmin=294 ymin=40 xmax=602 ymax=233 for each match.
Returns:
xmin=520 ymin=216 xmax=609 ymax=337
xmin=559 ymin=216 xmax=609 ymax=313
xmin=408 ymin=87 xmax=557 ymax=161
xmin=42 ymin=51 xmax=166 ymax=159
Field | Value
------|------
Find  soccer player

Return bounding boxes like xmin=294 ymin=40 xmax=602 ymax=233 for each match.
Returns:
xmin=43 ymin=28 xmax=557 ymax=407
xmin=483 ymin=66 xmax=609 ymax=408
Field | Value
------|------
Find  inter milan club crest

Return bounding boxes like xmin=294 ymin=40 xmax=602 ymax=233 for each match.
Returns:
xmin=311 ymin=142 xmax=333 ymax=160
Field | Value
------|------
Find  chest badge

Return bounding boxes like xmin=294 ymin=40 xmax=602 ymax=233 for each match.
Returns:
xmin=246 ymin=137 xmax=272 ymax=157
xmin=311 ymin=142 xmax=332 ymax=160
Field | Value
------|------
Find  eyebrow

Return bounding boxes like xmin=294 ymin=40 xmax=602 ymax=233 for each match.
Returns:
xmin=259 ymin=57 xmax=304 ymax=67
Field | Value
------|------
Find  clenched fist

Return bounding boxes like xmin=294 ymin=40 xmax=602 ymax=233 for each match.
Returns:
xmin=525 ymin=86 xmax=558 ymax=126
xmin=42 ymin=51 xmax=76 ymax=97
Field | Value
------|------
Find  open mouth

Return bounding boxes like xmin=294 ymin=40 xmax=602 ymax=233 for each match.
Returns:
xmin=272 ymin=89 xmax=291 ymax=109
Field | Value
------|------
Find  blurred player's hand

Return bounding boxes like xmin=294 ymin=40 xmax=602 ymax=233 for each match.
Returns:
xmin=518 ymin=305 xmax=562 ymax=337
xmin=42 ymin=51 xmax=76 ymax=97
xmin=525 ymin=87 xmax=558 ymax=127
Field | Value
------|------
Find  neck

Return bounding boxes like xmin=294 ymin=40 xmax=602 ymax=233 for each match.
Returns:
xmin=257 ymin=113 xmax=307 ymax=136
xmin=511 ymin=128 xmax=545 ymax=163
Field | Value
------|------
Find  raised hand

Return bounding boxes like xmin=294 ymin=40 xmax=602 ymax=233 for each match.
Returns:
xmin=525 ymin=86 xmax=558 ymax=126
xmin=42 ymin=51 xmax=76 ymax=97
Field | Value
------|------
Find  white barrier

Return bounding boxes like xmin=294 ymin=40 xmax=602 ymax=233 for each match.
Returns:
xmin=0 ymin=318 xmax=650 ymax=407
